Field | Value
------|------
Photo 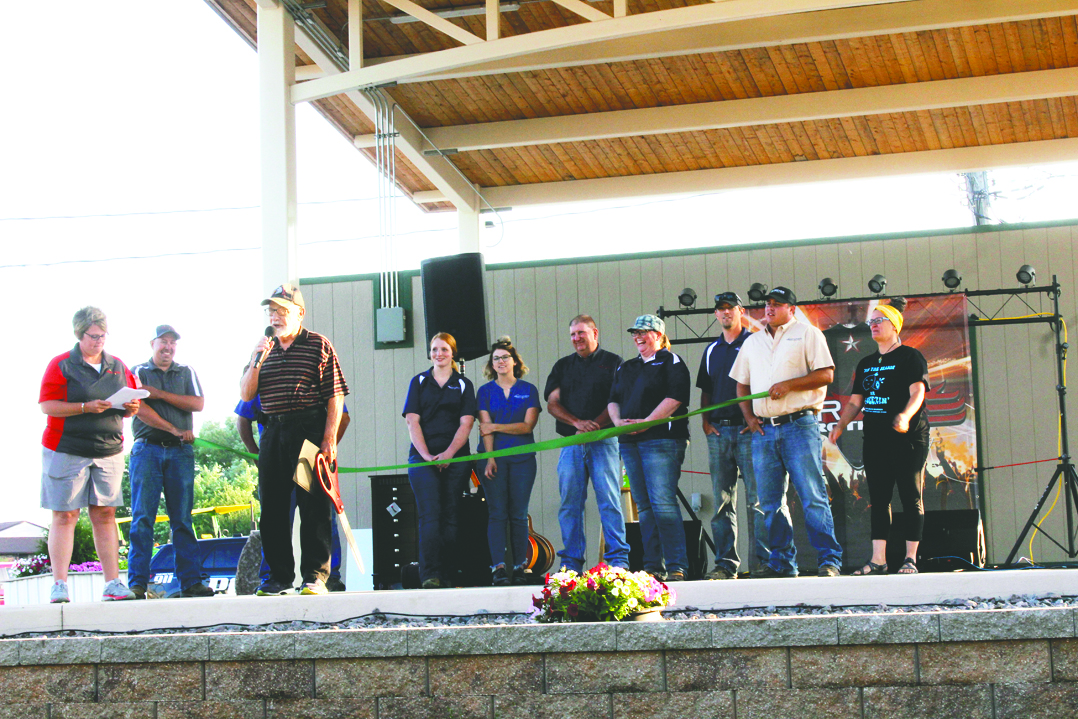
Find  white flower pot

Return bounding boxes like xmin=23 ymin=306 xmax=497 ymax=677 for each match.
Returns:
xmin=3 ymin=571 xmax=128 ymax=606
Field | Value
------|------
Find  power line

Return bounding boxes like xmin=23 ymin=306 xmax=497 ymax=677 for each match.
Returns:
xmin=0 ymin=196 xmax=392 ymax=222
xmin=0 ymin=225 xmax=457 ymax=270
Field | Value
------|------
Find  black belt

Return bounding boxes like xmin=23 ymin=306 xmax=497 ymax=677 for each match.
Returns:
xmin=763 ymin=409 xmax=815 ymax=426
xmin=713 ymin=417 xmax=745 ymax=427
xmin=139 ymin=437 xmax=184 ymax=448
xmin=263 ymin=405 xmax=325 ymax=425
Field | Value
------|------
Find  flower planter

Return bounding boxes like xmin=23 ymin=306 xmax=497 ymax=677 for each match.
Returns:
xmin=3 ymin=571 xmax=128 ymax=606
xmin=627 ymin=606 xmax=665 ymax=622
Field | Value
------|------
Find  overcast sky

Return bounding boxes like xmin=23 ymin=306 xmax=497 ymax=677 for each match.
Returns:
xmin=4 ymin=1 xmax=1077 ymax=524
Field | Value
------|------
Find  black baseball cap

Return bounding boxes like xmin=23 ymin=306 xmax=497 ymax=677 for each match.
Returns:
xmin=714 ymin=291 xmax=744 ymax=309
xmin=261 ymin=283 xmax=305 ymax=312
xmin=154 ymin=324 xmax=181 ymax=340
xmin=766 ymin=286 xmax=797 ymax=305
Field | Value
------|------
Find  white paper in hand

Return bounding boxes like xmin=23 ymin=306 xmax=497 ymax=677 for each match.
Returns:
xmin=106 ymin=387 xmax=150 ymax=409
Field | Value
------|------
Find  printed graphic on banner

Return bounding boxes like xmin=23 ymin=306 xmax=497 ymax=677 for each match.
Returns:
xmin=744 ymin=294 xmax=977 ymax=565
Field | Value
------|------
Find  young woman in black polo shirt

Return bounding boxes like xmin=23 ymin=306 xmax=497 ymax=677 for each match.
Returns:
xmin=829 ymin=298 xmax=930 ymax=575
xmin=402 ymin=333 xmax=477 ymax=589
xmin=608 ymin=314 xmax=692 ymax=582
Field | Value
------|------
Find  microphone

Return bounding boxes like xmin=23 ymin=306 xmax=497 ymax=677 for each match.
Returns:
xmin=254 ymin=326 xmax=276 ymax=368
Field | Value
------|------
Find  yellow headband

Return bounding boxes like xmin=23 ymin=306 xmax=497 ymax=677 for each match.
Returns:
xmin=875 ymin=303 xmax=904 ymax=334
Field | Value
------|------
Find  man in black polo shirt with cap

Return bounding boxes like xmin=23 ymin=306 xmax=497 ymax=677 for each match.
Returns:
xmin=697 ymin=292 xmax=768 ymax=580
xmin=128 ymin=325 xmax=212 ymax=599
xmin=240 ymin=283 xmax=349 ymax=596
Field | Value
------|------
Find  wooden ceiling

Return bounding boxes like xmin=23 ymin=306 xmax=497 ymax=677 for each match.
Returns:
xmin=207 ymin=0 xmax=1078 ymax=212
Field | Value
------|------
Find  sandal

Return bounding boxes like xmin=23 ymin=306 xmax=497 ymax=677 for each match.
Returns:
xmin=851 ymin=560 xmax=888 ymax=576
xmin=897 ymin=557 xmax=918 ymax=575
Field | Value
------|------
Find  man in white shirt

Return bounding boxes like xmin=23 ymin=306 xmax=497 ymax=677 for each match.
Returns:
xmin=729 ymin=287 xmax=843 ymax=578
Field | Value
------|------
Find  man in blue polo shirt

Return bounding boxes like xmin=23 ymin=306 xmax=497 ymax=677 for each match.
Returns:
xmin=235 ymin=395 xmax=351 ymax=592
xmin=696 ymin=293 xmax=768 ymax=580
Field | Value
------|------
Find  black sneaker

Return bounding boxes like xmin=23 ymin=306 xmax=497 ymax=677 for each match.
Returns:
xmin=753 ymin=565 xmax=799 ymax=579
xmin=129 ymin=585 xmax=147 ymax=600
xmin=256 ymin=579 xmax=293 ymax=596
xmin=492 ymin=566 xmax=510 ymax=586
xmin=817 ymin=564 xmax=841 ymax=577
xmin=511 ymin=566 xmax=530 ymax=586
xmin=326 ymin=576 xmax=346 ymax=592
xmin=181 ymin=583 xmax=216 ymax=598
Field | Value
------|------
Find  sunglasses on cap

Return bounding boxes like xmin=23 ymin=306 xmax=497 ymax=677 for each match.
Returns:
xmin=714 ymin=292 xmax=743 ymax=308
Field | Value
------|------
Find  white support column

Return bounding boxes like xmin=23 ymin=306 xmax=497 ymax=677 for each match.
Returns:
xmin=458 ymin=207 xmax=482 ymax=253
xmin=258 ymin=2 xmax=299 ymax=294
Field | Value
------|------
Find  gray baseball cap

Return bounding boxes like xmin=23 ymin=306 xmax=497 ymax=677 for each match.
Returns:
xmin=627 ymin=314 xmax=666 ymax=334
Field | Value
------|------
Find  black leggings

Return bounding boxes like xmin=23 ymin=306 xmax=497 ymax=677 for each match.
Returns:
xmin=862 ymin=431 xmax=929 ymax=542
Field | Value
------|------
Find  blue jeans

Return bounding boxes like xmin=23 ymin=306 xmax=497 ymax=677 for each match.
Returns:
xmin=127 ymin=442 xmax=200 ymax=590
xmin=752 ymin=414 xmax=843 ymax=574
xmin=408 ymin=457 xmax=473 ymax=584
xmin=556 ymin=439 xmax=629 ymax=572
xmin=480 ymin=455 xmax=537 ymax=568
xmin=707 ymin=427 xmax=768 ymax=574
xmin=259 ymin=488 xmax=343 ymax=583
xmin=621 ymin=438 xmax=688 ymax=575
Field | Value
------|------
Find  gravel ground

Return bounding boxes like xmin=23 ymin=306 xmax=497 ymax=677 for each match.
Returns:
xmin=9 ymin=592 xmax=1078 ymax=639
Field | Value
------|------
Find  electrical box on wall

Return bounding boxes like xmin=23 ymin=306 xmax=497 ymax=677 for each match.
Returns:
xmin=373 ymin=270 xmax=415 ymax=350
xmin=376 ymin=306 xmax=406 ymax=343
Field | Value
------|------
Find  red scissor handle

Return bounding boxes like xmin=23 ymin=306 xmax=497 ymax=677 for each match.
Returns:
xmin=315 ymin=453 xmax=344 ymax=515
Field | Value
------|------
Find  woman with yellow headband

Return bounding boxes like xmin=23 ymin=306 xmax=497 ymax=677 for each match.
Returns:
xmin=829 ymin=298 xmax=930 ymax=575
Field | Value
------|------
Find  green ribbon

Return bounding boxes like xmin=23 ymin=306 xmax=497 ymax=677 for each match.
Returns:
xmin=193 ymin=391 xmax=769 ymax=474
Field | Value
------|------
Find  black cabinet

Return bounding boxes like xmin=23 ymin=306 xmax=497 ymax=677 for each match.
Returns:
xmin=370 ymin=475 xmax=419 ymax=590
xmin=370 ymin=474 xmax=493 ymax=589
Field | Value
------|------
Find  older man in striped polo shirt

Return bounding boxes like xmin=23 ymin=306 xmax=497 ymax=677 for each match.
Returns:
xmin=240 ymin=283 xmax=349 ymax=596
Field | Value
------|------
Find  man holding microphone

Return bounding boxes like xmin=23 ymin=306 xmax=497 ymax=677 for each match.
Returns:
xmin=240 ymin=283 xmax=349 ymax=596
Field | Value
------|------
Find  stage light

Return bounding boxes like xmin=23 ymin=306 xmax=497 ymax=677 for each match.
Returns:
xmin=818 ymin=277 xmax=837 ymax=298
xmin=868 ymin=274 xmax=887 ymax=295
xmin=942 ymin=269 xmax=962 ymax=291
xmin=1017 ymin=265 xmax=1036 ymax=286
xmin=678 ymin=287 xmax=697 ymax=308
xmin=747 ymin=283 xmax=768 ymax=303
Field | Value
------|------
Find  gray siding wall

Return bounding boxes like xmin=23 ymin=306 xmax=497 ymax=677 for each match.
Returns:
xmin=304 ymin=220 xmax=1078 ymax=568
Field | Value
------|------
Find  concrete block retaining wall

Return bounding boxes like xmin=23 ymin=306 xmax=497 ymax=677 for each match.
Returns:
xmin=2 ymin=608 xmax=1078 ymax=718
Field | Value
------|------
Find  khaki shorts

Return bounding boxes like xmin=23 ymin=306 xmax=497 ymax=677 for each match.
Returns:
xmin=40 ymin=448 xmax=125 ymax=511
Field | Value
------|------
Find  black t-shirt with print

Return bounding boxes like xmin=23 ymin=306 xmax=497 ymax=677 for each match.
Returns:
xmin=852 ymin=345 xmax=930 ymax=440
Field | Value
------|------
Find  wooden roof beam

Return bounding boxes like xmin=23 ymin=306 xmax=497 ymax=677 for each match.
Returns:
xmin=480 ymin=138 xmax=1078 ymax=207
xmin=291 ymin=0 xmax=915 ymax=103
xmin=392 ymin=68 xmax=1078 ymax=151
xmin=371 ymin=0 xmax=1078 ymax=83
xmin=293 ymin=17 xmax=480 ymax=210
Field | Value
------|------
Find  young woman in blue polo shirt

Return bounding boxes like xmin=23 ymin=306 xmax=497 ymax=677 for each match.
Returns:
xmin=402 ymin=333 xmax=477 ymax=589
xmin=477 ymin=336 xmax=542 ymax=586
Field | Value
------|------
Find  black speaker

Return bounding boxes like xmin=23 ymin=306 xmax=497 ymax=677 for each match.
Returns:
xmin=886 ymin=509 xmax=986 ymax=572
xmin=420 ymin=253 xmax=490 ymax=361
xmin=625 ymin=520 xmax=706 ymax=579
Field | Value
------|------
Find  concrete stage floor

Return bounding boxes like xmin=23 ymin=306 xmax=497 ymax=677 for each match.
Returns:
xmin=3 ymin=567 xmax=1076 ymax=637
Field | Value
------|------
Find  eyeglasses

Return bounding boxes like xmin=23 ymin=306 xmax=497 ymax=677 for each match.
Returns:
xmin=492 ymin=355 xmax=513 ymax=363
xmin=866 ymin=317 xmax=891 ymax=326
xmin=84 ymin=333 xmax=107 ymax=341
xmin=629 ymin=329 xmax=653 ymax=337
xmin=265 ymin=306 xmax=291 ymax=318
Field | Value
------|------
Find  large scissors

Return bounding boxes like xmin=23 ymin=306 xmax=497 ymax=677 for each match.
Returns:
xmin=315 ymin=452 xmax=365 ymax=576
